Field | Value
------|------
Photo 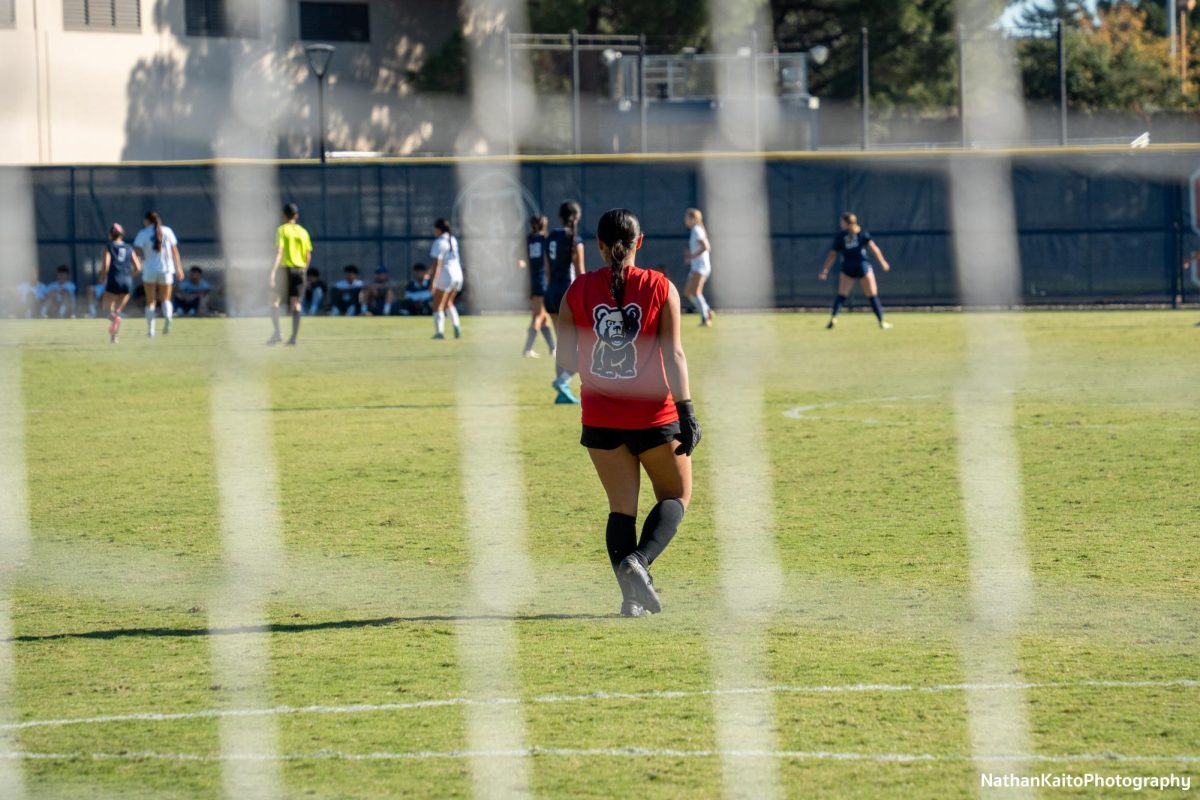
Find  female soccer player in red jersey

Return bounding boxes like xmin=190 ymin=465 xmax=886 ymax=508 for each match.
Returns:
xmin=556 ymin=208 xmax=703 ymax=617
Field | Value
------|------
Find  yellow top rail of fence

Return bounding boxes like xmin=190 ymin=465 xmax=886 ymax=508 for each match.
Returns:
xmin=26 ymin=142 xmax=1200 ymax=169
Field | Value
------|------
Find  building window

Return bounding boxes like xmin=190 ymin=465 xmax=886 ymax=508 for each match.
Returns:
xmin=0 ymin=0 xmax=15 ymax=28
xmin=299 ymin=1 xmax=368 ymax=43
xmin=185 ymin=0 xmax=258 ymax=37
xmin=63 ymin=0 xmax=141 ymax=30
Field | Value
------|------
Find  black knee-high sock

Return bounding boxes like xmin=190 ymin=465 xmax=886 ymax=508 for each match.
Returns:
xmin=271 ymin=305 xmax=281 ymax=336
xmin=291 ymin=309 xmax=301 ymax=340
xmin=523 ymin=326 xmax=539 ymax=352
xmin=869 ymin=295 xmax=885 ymax=322
xmin=636 ymin=499 xmax=685 ymax=566
xmin=831 ymin=294 xmax=847 ymax=317
xmin=606 ymin=513 xmax=637 ymax=573
xmin=541 ymin=325 xmax=556 ymax=350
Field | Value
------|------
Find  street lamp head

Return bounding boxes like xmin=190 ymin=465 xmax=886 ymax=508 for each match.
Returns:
xmin=809 ymin=44 xmax=830 ymax=66
xmin=305 ymin=43 xmax=336 ymax=80
xmin=601 ymin=48 xmax=622 ymax=67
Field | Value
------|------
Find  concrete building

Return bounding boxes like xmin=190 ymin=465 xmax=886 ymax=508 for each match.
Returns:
xmin=0 ymin=0 xmax=465 ymax=164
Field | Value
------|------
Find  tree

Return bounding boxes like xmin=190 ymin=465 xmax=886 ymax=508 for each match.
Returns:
xmin=1016 ymin=1 xmax=1198 ymax=111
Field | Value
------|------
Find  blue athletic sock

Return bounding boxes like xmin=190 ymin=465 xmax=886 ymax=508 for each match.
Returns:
xmin=831 ymin=295 xmax=847 ymax=317
xmin=556 ymin=368 xmax=574 ymax=385
xmin=523 ymin=327 xmax=539 ymax=352
xmin=541 ymin=326 xmax=556 ymax=351
xmin=870 ymin=295 xmax=885 ymax=322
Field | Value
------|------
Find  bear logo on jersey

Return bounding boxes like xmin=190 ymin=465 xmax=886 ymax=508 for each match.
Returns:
xmin=591 ymin=303 xmax=643 ymax=379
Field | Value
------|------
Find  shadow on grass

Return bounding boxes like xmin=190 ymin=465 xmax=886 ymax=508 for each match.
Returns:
xmin=9 ymin=613 xmax=613 ymax=643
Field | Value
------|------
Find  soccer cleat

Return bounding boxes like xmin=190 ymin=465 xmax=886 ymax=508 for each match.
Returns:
xmin=552 ymin=379 xmax=579 ymax=404
xmin=617 ymin=554 xmax=662 ymax=614
xmin=620 ymin=600 xmax=647 ymax=618
xmin=523 ymin=349 xmax=540 ymax=359
xmin=285 ymin=338 xmax=297 ymax=347
xmin=266 ymin=334 xmax=282 ymax=346
xmin=432 ymin=332 xmax=446 ymax=340
xmin=879 ymin=320 xmax=894 ymax=330
xmin=826 ymin=317 xmax=838 ymax=329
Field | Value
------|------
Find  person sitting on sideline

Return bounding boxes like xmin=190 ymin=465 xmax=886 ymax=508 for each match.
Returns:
xmin=400 ymin=263 xmax=433 ymax=316
xmin=16 ymin=270 xmax=45 ymax=318
xmin=41 ymin=265 xmax=77 ymax=318
xmin=331 ymin=265 xmax=364 ymax=316
xmin=364 ymin=266 xmax=395 ymax=316
xmin=175 ymin=266 xmax=211 ymax=316
xmin=302 ymin=267 xmax=326 ymax=315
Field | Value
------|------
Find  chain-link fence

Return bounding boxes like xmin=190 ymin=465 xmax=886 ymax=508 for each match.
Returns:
xmin=16 ymin=148 xmax=1198 ymax=314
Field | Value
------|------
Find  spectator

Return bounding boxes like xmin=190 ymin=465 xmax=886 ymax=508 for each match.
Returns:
xmin=16 ymin=270 xmax=45 ymax=318
xmin=331 ymin=264 xmax=364 ymax=316
xmin=175 ymin=266 xmax=212 ymax=316
xmin=401 ymin=263 xmax=433 ymax=316
xmin=364 ymin=265 xmax=395 ymax=316
xmin=302 ymin=267 xmax=326 ymax=315
xmin=41 ymin=265 xmax=77 ymax=318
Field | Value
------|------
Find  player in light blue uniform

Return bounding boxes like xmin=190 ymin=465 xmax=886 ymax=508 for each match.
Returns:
xmin=819 ymin=212 xmax=893 ymax=330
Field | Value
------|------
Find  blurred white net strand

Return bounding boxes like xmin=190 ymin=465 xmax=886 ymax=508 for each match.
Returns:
xmin=950 ymin=1 xmax=1035 ymax=795
xmin=207 ymin=1 xmax=290 ymax=795
xmin=452 ymin=2 xmax=537 ymax=797
xmin=700 ymin=3 xmax=785 ymax=798
xmin=0 ymin=168 xmax=33 ymax=799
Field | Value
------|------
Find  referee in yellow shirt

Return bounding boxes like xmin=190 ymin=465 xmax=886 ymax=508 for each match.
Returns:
xmin=269 ymin=202 xmax=313 ymax=346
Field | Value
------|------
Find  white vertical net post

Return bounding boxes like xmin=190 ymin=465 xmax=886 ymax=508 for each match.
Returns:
xmin=951 ymin=2 xmax=1035 ymax=794
xmin=700 ymin=4 xmax=784 ymax=798
xmin=0 ymin=167 xmax=34 ymax=799
xmin=207 ymin=2 xmax=288 ymax=795
xmin=453 ymin=2 xmax=536 ymax=797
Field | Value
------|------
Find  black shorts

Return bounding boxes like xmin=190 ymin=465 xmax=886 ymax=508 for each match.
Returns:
xmin=105 ymin=276 xmax=133 ymax=295
xmin=278 ymin=268 xmax=305 ymax=301
xmin=581 ymin=423 xmax=681 ymax=456
xmin=841 ymin=263 xmax=873 ymax=280
xmin=543 ymin=283 xmax=569 ymax=315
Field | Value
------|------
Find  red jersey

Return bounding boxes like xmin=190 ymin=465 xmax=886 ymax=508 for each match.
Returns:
xmin=564 ymin=265 xmax=678 ymax=429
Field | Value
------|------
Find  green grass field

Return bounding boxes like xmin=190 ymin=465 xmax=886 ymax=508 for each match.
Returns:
xmin=2 ymin=310 xmax=1198 ymax=798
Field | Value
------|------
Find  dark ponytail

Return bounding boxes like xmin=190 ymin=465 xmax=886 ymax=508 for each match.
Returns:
xmin=596 ymin=208 xmax=641 ymax=332
xmin=146 ymin=211 xmax=163 ymax=252
xmin=434 ymin=218 xmax=457 ymax=261
xmin=559 ymin=201 xmax=581 ymax=240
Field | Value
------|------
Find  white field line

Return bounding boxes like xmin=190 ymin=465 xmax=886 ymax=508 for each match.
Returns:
xmin=1 ymin=749 xmax=1197 ymax=765
xmin=7 ymin=678 xmax=1194 ymax=733
xmin=0 ymin=167 xmax=36 ymax=800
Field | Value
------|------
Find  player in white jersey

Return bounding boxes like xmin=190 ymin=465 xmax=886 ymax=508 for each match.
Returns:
xmin=132 ymin=211 xmax=184 ymax=337
xmin=428 ymin=218 xmax=463 ymax=340
xmin=683 ymin=208 xmax=713 ymax=327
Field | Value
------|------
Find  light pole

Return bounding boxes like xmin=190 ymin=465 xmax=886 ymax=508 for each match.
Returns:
xmin=305 ymin=44 xmax=335 ymax=164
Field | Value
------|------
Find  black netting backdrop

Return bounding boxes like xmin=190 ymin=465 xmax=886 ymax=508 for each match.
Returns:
xmin=21 ymin=151 xmax=1197 ymax=310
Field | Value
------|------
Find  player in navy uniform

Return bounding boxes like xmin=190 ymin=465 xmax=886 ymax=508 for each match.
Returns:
xmin=545 ymin=201 xmax=586 ymax=403
xmin=819 ymin=212 xmax=893 ymax=330
xmin=518 ymin=214 xmax=555 ymax=358
xmin=99 ymin=223 xmax=141 ymax=343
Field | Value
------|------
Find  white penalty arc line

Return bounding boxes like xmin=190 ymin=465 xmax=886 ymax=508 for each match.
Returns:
xmin=0 ymin=748 xmax=1197 ymax=765
xmin=3 ymin=679 xmax=1196 ymax=733
xmin=782 ymin=395 xmax=938 ymax=422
